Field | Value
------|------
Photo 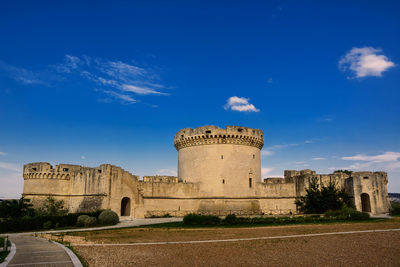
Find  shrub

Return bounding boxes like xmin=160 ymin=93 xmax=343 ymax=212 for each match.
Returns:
xmin=324 ymin=204 xmax=369 ymax=220
xmin=0 ymin=210 xmax=103 ymax=233
xmin=98 ymin=210 xmax=119 ymax=225
xmin=84 ymin=216 xmax=97 ymax=227
xmin=43 ymin=221 xmax=52 ymax=229
xmin=183 ymin=214 xmax=221 ymax=225
xmin=76 ymin=215 xmax=90 ymax=226
xmin=36 ymin=197 xmax=68 ymax=216
xmin=390 ymin=202 xmax=400 ymax=216
xmin=295 ymin=177 xmax=354 ymax=214
xmin=224 ymin=214 xmax=238 ymax=224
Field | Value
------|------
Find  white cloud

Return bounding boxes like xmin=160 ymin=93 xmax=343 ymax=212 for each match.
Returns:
xmin=0 ymin=171 xmax=23 ymax=198
xmin=312 ymin=157 xmax=326 ymax=161
xmin=224 ymin=96 xmax=260 ymax=112
xmin=121 ymin=84 xmax=167 ymax=95
xmin=81 ymin=156 xmax=86 ymax=160
xmin=261 ymin=167 xmax=273 ymax=177
xmin=341 ymin=151 xmax=400 ymax=171
xmin=0 ymin=162 xmax=21 ymax=172
xmin=102 ymin=90 xmax=136 ymax=103
xmin=0 ymin=55 xmax=170 ymax=105
xmin=0 ymin=60 xmax=48 ymax=85
xmin=261 ymin=150 xmax=274 ymax=156
xmin=339 ymin=47 xmax=395 ymax=78
xmin=0 ymin=151 xmax=6 ymax=156
xmin=156 ymin=168 xmax=177 ymax=176
xmin=342 ymin=152 xmax=400 ymax=162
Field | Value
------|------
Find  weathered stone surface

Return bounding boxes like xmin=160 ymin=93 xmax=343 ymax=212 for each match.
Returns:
xmin=22 ymin=125 xmax=391 ymax=217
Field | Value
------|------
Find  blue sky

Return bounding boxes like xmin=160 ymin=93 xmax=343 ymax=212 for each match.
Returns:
xmin=0 ymin=1 xmax=399 ymax=197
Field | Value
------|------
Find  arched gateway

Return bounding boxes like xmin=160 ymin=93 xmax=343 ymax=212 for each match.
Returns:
xmin=360 ymin=193 xmax=371 ymax=212
xmin=121 ymin=197 xmax=131 ymax=216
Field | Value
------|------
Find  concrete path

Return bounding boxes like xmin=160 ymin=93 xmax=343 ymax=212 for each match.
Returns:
xmin=6 ymin=235 xmax=74 ymax=267
xmin=2 ymin=218 xmax=182 ymax=266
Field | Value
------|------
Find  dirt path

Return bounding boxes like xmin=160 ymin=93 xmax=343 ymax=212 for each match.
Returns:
xmin=69 ymin=219 xmax=400 ymax=266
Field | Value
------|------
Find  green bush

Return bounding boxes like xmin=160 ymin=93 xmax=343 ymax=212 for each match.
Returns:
xmin=183 ymin=214 xmax=221 ymax=225
xmin=98 ymin=210 xmax=119 ymax=225
xmin=43 ymin=221 xmax=52 ymax=229
xmin=324 ymin=205 xmax=369 ymax=220
xmin=84 ymin=216 xmax=97 ymax=227
xmin=0 ymin=210 xmax=103 ymax=233
xmin=390 ymin=202 xmax=400 ymax=216
xmin=76 ymin=215 xmax=90 ymax=226
xmin=224 ymin=214 xmax=238 ymax=224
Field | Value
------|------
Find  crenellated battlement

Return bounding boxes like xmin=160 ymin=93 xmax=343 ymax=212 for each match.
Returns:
xmin=174 ymin=125 xmax=264 ymax=150
xmin=23 ymin=162 xmax=106 ymax=181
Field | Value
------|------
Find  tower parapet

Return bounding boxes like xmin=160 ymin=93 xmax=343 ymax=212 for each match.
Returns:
xmin=174 ymin=125 xmax=264 ymax=150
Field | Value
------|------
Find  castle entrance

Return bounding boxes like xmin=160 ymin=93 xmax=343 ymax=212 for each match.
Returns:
xmin=121 ymin=197 xmax=131 ymax=216
xmin=360 ymin=193 xmax=371 ymax=212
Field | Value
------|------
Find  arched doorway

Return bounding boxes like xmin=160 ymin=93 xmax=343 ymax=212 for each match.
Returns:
xmin=360 ymin=193 xmax=371 ymax=212
xmin=121 ymin=197 xmax=131 ymax=216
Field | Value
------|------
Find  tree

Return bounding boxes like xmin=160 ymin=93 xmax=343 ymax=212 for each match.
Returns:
xmin=36 ymin=197 xmax=68 ymax=216
xmin=295 ymin=177 xmax=353 ymax=214
xmin=334 ymin=170 xmax=353 ymax=175
xmin=0 ymin=197 xmax=35 ymax=218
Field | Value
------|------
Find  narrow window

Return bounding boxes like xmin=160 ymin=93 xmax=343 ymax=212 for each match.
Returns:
xmin=205 ymin=130 xmax=211 ymax=134
xmin=63 ymin=168 xmax=69 ymax=172
xmin=253 ymin=154 xmax=255 ymax=159
xmin=181 ymin=134 xmax=184 ymax=138
xmin=98 ymin=169 xmax=102 ymax=174
xmin=249 ymin=178 xmax=252 ymax=188
xmin=32 ymin=168 xmax=37 ymax=171
xmin=221 ymin=155 xmax=223 ymax=159
xmin=238 ymin=128 xmax=243 ymax=133
xmin=222 ymin=179 xmax=225 ymax=184
xmin=363 ymin=176 xmax=369 ymax=179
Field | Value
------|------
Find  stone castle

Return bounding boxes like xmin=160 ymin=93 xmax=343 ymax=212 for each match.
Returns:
xmin=22 ymin=125 xmax=391 ymax=217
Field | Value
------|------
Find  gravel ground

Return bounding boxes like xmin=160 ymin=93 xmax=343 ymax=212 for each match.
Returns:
xmin=70 ymin=219 xmax=400 ymax=266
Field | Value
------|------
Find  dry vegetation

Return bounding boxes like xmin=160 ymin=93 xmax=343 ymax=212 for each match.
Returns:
xmin=67 ymin=218 xmax=400 ymax=266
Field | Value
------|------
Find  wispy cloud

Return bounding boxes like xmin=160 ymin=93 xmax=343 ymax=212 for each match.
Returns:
xmin=0 ymin=55 xmax=170 ymax=104
xmin=0 ymin=152 xmax=6 ymax=156
xmin=0 ymin=60 xmax=49 ymax=85
xmin=339 ymin=47 xmax=395 ymax=78
xmin=312 ymin=157 xmax=326 ymax=161
xmin=224 ymin=96 xmax=260 ymax=112
xmin=262 ymin=167 xmax=273 ymax=177
xmin=156 ymin=168 xmax=177 ymax=176
xmin=261 ymin=143 xmax=298 ymax=157
xmin=102 ymin=90 xmax=136 ymax=103
xmin=0 ymin=162 xmax=21 ymax=172
xmin=341 ymin=151 xmax=400 ymax=171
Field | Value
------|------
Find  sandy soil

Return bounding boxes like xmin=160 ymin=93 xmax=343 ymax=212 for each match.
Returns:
xmin=70 ymin=219 xmax=400 ymax=266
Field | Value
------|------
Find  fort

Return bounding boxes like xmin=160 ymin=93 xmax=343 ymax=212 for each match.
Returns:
xmin=22 ymin=125 xmax=391 ymax=217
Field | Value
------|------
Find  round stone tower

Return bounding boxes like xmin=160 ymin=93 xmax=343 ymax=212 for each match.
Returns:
xmin=174 ymin=125 xmax=264 ymax=197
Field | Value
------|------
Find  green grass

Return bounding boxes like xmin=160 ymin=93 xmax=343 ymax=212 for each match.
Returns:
xmin=66 ymin=245 xmax=88 ymax=267
xmin=0 ymin=236 xmax=11 ymax=263
xmin=66 ymin=217 xmax=390 ymax=236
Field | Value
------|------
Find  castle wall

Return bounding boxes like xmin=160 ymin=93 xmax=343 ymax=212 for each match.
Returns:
xmin=178 ymin=144 xmax=261 ymax=197
xmin=350 ymin=172 xmax=390 ymax=214
xmin=175 ymin=126 xmax=263 ymax=197
xmin=21 ymin=125 xmax=391 ymax=217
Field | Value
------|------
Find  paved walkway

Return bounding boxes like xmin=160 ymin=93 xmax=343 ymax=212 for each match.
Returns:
xmin=6 ymin=235 xmax=74 ymax=267
xmin=2 ymin=217 xmax=183 ymax=266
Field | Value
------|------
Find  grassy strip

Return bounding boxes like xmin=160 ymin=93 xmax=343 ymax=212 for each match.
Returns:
xmin=142 ymin=218 xmax=387 ymax=228
xmin=0 ymin=236 xmax=11 ymax=264
xmin=66 ymin=245 xmax=89 ymax=267
xmin=0 ymin=251 xmax=10 ymax=264
xmin=65 ymin=217 xmax=390 ymax=237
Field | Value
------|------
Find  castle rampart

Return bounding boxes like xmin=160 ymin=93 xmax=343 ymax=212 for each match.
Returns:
xmin=21 ymin=125 xmax=391 ymax=217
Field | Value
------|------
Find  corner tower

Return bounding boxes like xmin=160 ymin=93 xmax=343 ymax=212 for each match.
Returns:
xmin=174 ymin=126 xmax=264 ymax=197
